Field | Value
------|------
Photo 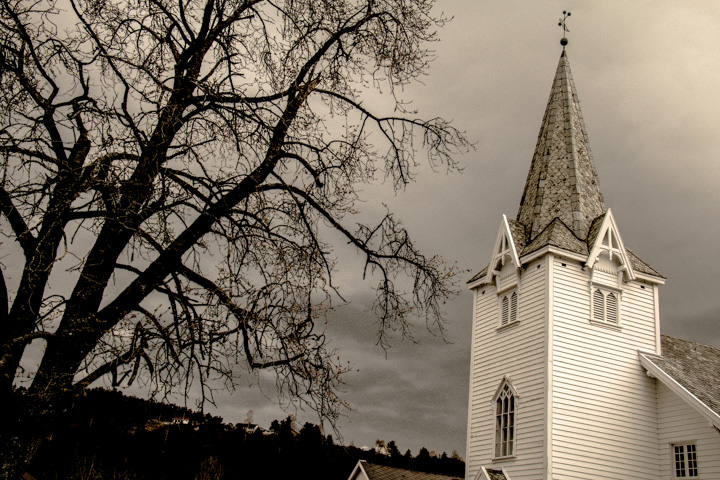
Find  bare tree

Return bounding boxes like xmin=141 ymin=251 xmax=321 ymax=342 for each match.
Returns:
xmin=0 ymin=0 xmax=467 ymax=474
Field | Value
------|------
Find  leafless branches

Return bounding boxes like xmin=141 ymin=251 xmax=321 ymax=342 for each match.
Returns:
xmin=0 ymin=0 xmax=468 ymax=431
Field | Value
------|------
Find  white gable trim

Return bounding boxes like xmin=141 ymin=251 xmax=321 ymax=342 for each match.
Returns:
xmin=476 ymin=466 xmax=512 ymax=480
xmin=638 ymin=351 xmax=720 ymax=429
xmin=347 ymin=460 xmax=369 ymax=480
xmin=586 ymin=209 xmax=635 ymax=282
xmin=485 ymin=215 xmax=521 ymax=285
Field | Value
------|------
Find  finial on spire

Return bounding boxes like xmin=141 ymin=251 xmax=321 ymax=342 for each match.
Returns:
xmin=558 ymin=10 xmax=571 ymax=47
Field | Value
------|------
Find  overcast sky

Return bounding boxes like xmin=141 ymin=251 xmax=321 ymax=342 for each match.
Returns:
xmin=112 ymin=0 xmax=720 ymax=461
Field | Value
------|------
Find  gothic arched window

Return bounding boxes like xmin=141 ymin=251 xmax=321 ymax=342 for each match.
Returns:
xmin=493 ymin=379 xmax=517 ymax=458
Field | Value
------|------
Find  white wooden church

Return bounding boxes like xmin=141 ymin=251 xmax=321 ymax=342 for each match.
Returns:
xmin=465 ymin=43 xmax=720 ymax=480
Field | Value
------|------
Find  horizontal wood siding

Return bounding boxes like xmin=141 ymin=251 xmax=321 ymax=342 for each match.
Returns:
xmin=657 ymin=382 xmax=720 ymax=480
xmin=551 ymin=258 xmax=661 ymax=480
xmin=592 ymin=269 xmax=618 ymax=287
xmin=497 ymin=261 xmax=519 ymax=292
xmin=466 ymin=258 xmax=547 ymax=480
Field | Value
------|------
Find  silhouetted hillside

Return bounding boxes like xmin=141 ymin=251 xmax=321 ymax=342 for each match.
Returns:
xmin=18 ymin=388 xmax=464 ymax=479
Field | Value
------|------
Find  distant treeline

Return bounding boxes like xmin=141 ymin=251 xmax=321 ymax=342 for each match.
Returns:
xmin=15 ymin=388 xmax=464 ymax=479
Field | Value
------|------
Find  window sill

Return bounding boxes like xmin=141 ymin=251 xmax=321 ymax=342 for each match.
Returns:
xmin=492 ymin=455 xmax=516 ymax=463
xmin=588 ymin=319 xmax=622 ymax=331
xmin=496 ymin=321 xmax=520 ymax=332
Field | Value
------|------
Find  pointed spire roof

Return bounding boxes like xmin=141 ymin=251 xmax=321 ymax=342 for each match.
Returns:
xmin=516 ymin=50 xmax=605 ymax=242
xmin=468 ymin=46 xmax=665 ymax=288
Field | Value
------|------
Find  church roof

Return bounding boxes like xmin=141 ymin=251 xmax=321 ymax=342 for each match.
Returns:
xmin=639 ymin=336 xmax=720 ymax=429
xmin=507 ymin=219 xmax=527 ymax=254
xmin=467 ymin=265 xmax=488 ymax=285
xmin=347 ymin=461 xmax=462 ymax=480
xmin=626 ymin=248 xmax=664 ymax=278
xmin=652 ymin=335 xmax=720 ymax=416
xmin=516 ymin=50 xmax=605 ymax=242
xmin=520 ymin=217 xmax=587 ymax=258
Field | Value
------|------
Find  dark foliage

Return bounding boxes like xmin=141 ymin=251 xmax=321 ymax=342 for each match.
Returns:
xmin=21 ymin=388 xmax=464 ymax=479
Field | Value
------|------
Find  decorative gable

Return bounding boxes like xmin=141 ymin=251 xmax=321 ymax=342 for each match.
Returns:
xmin=487 ymin=215 xmax=521 ymax=290
xmin=586 ymin=209 xmax=635 ymax=285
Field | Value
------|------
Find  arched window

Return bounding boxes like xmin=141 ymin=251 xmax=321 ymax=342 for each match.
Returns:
xmin=499 ymin=290 xmax=518 ymax=327
xmin=606 ymin=293 xmax=618 ymax=323
xmin=591 ymin=287 xmax=620 ymax=325
xmin=501 ymin=296 xmax=509 ymax=325
xmin=510 ymin=291 xmax=517 ymax=323
xmin=593 ymin=289 xmax=605 ymax=322
xmin=493 ymin=379 xmax=517 ymax=458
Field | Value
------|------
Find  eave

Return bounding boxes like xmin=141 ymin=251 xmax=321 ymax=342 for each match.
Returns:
xmin=639 ymin=351 xmax=720 ymax=429
xmin=520 ymin=244 xmax=588 ymax=266
xmin=468 ymin=244 xmax=665 ymax=290
xmin=634 ymin=271 xmax=666 ymax=285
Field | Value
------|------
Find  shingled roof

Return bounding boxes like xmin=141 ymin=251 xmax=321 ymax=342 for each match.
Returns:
xmin=347 ymin=461 xmax=463 ymax=480
xmin=516 ymin=50 xmax=605 ymax=243
xmin=468 ymin=49 xmax=663 ymax=286
xmin=643 ymin=335 xmax=720 ymax=417
xmin=520 ymin=217 xmax=587 ymax=258
xmin=626 ymin=248 xmax=664 ymax=278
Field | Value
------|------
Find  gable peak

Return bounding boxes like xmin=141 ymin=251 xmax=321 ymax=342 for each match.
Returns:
xmin=587 ymin=209 xmax=635 ymax=282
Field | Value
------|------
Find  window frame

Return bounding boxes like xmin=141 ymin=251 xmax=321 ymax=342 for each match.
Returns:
xmin=589 ymin=284 xmax=621 ymax=327
xmin=672 ymin=442 xmax=699 ymax=478
xmin=497 ymin=289 xmax=519 ymax=329
xmin=492 ymin=378 xmax=518 ymax=460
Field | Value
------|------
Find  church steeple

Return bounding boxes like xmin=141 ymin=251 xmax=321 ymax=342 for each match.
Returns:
xmin=467 ymin=35 xmax=673 ymax=480
xmin=516 ymin=49 xmax=605 ymax=242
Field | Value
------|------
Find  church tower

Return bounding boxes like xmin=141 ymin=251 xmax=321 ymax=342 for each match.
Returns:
xmin=465 ymin=42 xmax=666 ymax=480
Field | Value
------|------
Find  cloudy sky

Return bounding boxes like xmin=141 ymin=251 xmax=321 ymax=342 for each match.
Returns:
xmin=102 ymin=0 xmax=720 ymax=461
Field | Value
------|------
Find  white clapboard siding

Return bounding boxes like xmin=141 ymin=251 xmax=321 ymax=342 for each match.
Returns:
xmin=551 ymin=257 xmax=661 ymax=480
xmin=497 ymin=262 xmax=519 ymax=293
xmin=466 ymin=258 xmax=548 ymax=480
xmin=656 ymin=382 xmax=720 ymax=480
xmin=592 ymin=268 xmax=618 ymax=287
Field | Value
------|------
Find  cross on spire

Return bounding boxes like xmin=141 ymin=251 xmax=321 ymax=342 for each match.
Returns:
xmin=558 ymin=10 xmax=571 ymax=47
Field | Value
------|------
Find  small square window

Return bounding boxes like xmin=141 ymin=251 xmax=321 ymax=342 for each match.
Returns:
xmin=672 ymin=443 xmax=698 ymax=478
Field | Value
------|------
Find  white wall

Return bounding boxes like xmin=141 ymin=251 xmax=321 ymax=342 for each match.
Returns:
xmin=466 ymin=256 xmax=548 ymax=480
xmin=551 ymin=257 xmax=661 ymax=480
xmin=657 ymin=382 xmax=720 ymax=480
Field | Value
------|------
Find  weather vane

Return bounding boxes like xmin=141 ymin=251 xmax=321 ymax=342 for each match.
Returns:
xmin=558 ymin=10 xmax=571 ymax=47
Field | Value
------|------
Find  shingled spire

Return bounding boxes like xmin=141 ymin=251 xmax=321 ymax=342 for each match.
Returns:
xmin=516 ymin=49 xmax=605 ymax=242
